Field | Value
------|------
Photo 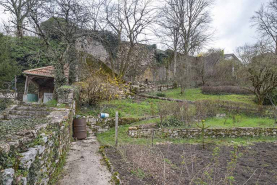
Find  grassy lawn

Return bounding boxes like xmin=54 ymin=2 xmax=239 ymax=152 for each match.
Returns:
xmin=202 ymin=116 xmax=276 ymax=128
xmin=78 ymin=98 xmax=162 ymax=118
xmin=97 ymin=118 xmax=277 ymax=147
xmin=149 ymin=88 xmax=256 ymax=105
xmin=101 ymin=98 xmax=160 ymax=118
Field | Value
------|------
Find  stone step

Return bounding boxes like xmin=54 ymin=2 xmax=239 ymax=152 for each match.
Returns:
xmin=8 ymin=110 xmax=50 ymax=117
xmin=14 ymin=106 xmax=50 ymax=111
xmin=7 ymin=115 xmax=46 ymax=120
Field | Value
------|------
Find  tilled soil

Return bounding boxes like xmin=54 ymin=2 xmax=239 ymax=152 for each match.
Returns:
xmin=105 ymin=142 xmax=277 ymax=185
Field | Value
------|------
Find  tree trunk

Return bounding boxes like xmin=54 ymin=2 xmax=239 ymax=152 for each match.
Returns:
xmin=275 ymin=39 xmax=277 ymax=55
xmin=257 ymin=95 xmax=265 ymax=105
xmin=180 ymin=84 xmax=184 ymax=94
xmin=173 ymin=50 xmax=177 ymax=77
xmin=16 ymin=21 xmax=23 ymax=38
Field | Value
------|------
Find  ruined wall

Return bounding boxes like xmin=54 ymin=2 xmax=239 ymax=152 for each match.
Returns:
xmin=128 ymin=127 xmax=277 ymax=139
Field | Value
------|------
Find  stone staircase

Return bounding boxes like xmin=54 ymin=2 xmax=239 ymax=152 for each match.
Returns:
xmin=4 ymin=103 xmax=52 ymax=120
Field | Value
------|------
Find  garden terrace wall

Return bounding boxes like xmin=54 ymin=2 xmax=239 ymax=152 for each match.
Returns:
xmin=87 ymin=116 xmax=146 ymax=133
xmin=128 ymin=127 xmax=277 ymax=139
xmin=131 ymin=83 xmax=174 ymax=94
xmin=0 ymin=108 xmax=73 ymax=185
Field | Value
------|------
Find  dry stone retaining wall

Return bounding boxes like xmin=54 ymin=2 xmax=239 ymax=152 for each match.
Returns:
xmin=0 ymin=86 xmax=77 ymax=185
xmin=0 ymin=108 xmax=73 ymax=185
xmin=128 ymin=127 xmax=277 ymax=138
xmin=86 ymin=116 xmax=143 ymax=134
xmin=131 ymin=84 xmax=174 ymax=94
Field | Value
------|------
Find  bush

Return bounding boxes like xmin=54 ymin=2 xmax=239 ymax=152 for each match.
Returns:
xmin=0 ymin=99 xmax=11 ymax=112
xmin=201 ymin=86 xmax=252 ymax=95
xmin=157 ymin=101 xmax=195 ymax=127
xmin=173 ymin=82 xmax=178 ymax=89
xmin=156 ymin=93 xmax=166 ymax=97
xmin=195 ymin=100 xmax=218 ymax=119
xmin=46 ymin=99 xmax=58 ymax=107
xmin=158 ymin=117 xmax=183 ymax=127
xmin=263 ymin=89 xmax=277 ymax=105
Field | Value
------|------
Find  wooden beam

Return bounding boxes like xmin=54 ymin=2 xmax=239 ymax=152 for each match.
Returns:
xmin=24 ymin=76 xmax=29 ymax=95
xmin=30 ymin=78 xmax=40 ymax=88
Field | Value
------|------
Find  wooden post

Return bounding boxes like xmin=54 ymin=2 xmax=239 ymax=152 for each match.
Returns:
xmin=151 ymin=130 xmax=154 ymax=147
xmin=24 ymin=76 xmax=29 ymax=95
xmin=115 ymin=111 xmax=119 ymax=147
xmin=14 ymin=76 xmax=17 ymax=100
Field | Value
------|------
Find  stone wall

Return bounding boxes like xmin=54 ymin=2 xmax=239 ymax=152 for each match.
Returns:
xmin=128 ymin=127 xmax=277 ymax=139
xmin=131 ymin=83 xmax=174 ymax=94
xmin=0 ymin=86 xmax=77 ymax=185
xmin=0 ymin=91 xmax=17 ymax=99
xmin=87 ymin=116 xmax=142 ymax=134
xmin=0 ymin=108 xmax=73 ymax=185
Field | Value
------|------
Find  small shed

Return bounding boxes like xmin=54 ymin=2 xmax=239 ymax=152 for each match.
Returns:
xmin=23 ymin=66 xmax=55 ymax=103
xmin=22 ymin=66 xmax=69 ymax=103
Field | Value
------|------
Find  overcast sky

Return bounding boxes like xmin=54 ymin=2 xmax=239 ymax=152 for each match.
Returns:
xmin=208 ymin=0 xmax=269 ymax=54
xmin=0 ymin=0 xmax=270 ymax=54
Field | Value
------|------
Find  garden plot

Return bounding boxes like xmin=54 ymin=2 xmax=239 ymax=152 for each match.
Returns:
xmin=105 ymin=143 xmax=277 ymax=185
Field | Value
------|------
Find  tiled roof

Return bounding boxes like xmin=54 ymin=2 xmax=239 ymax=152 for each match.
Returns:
xmin=23 ymin=65 xmax=69 ymax=78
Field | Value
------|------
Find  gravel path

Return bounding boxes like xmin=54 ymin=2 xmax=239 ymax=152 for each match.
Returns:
xmin=57 ymin=135 xmax=112 ymax=185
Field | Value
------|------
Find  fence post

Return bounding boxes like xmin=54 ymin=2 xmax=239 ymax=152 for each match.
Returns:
xmin=115 ymin=111 xmax=118 ymax=147
xmin=151 ymin=130 xmax=154 ymax=147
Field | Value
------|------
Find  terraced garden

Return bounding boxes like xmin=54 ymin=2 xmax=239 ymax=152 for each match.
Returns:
xmin=90 ymin=87 xmax=277 ymax=184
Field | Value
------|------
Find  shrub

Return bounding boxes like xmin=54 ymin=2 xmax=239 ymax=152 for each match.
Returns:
xmin=157 ymin=101 xmax=174 ymax=125
xmin=201 ymin=86 xmax=252 ymax=95
xmin=156 ymin=93 xmax=166 ymax=97
xmin=157 ymin=101 xmax=195 ymax=127
xmin=158 ymin=117 xmax=183 ymax=127
xmin=263 ymin=89 xmax=277 ymax=105
xmin=0 ymin=99 xmax=11 ymax=112
xmin=173 ymin=82 xmax=178 ymax=89
xmin=46 ymin=99 xmax=58 ymax=107
xmin=195 ymin=100 xmax=218 ymax=119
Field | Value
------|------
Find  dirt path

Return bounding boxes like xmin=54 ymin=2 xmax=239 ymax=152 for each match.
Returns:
xmin=57 ymin=135 xmax=112 ymax=185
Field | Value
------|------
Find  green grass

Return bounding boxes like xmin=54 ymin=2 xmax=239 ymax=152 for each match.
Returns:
xmin=202 ymin=116 xmax=276 ymax=128
xmin=78 ymin=98 xmax=162 ymax=118
xmin=97 ymin=118 xmax=277 ymax=147
xmin=158 ymin=115 xmax=276 ymax=129
xmin=149 ymin=88 xmax=256 ymax=105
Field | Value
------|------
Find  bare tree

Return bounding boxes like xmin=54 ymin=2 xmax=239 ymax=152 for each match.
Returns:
xmin=27 ymin=0 xmax=91 ymax=89
xmin=157 ymin=0 xmax=182 ymax=77
xmin=88 ymin=0 xmax=106 ymax=31
xmin=0 ymin=19 xmax=13 ymax=35
xmin=194 ymin=49 xmax=222 ymax=86
xmin=252 ymin=0 xmax=277 ymax=54
xmin=175 ymin=55 xmax=194 ymax=94
xmin=248 ymin=53 xmax=277 ymax=105
xmin=105 ymin=0 xmax=156 ymax=79
xmin=0 ymin=0 xmax=37 ymax=37
xmin=266 ymin=93 xmax=277 ymax=124
xmin=159 ymin=0 xmax=213 ymax=93
xmin=236 ymin=42 xmax=271 ymax=64
xmin=176 ymin=0 xmax=213 ymax=56
xmin=237 ymin=43 xmax=277 ymax=105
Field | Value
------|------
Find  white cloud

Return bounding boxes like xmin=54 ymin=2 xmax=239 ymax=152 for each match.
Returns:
xmin=209 ymin=0 xmax=269 ymax=54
